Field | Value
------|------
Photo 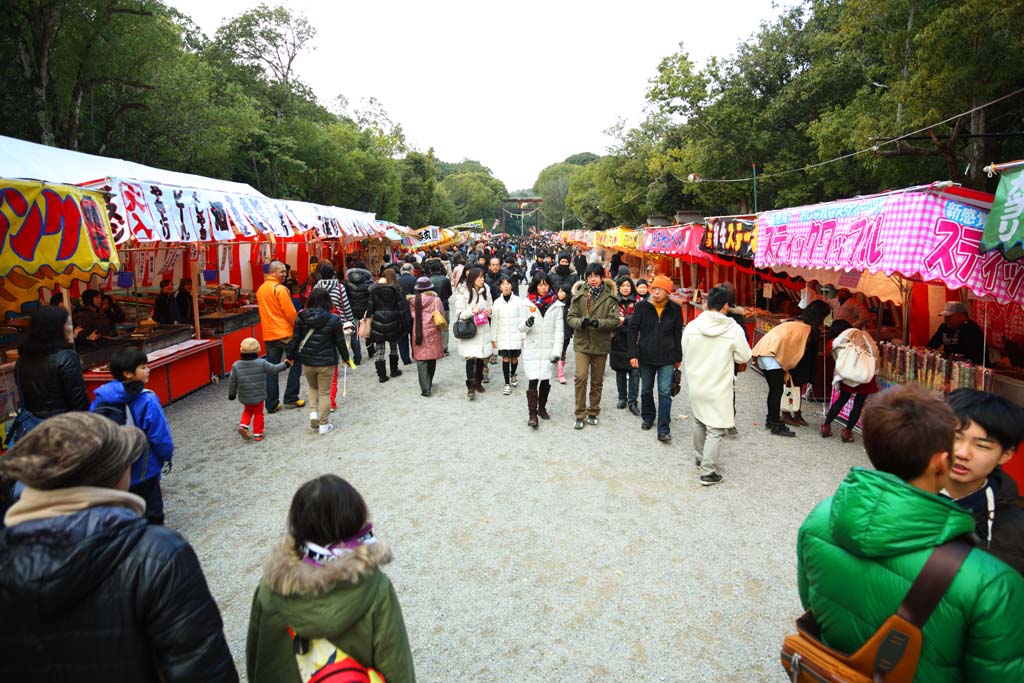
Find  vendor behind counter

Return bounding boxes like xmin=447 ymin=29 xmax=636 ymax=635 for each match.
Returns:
xmin=928 ymin=301 xmax=985 ymax=365
xmin=153 ymin=279 xmax=183 ymax=325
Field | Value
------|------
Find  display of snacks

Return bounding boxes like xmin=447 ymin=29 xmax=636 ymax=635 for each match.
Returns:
xmin=876 ymin=342 xmax=993 ymax=394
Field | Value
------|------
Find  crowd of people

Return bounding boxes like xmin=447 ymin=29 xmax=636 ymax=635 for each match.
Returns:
xmin=2 ymin=235 xmax=1024 ymax=681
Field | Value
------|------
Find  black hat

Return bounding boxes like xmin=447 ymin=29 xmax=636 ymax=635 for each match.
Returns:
xmin=415 ymin=277 xmax=434 ymax=291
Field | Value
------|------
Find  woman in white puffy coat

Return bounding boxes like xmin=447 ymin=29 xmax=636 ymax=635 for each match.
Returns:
xmin=451 ymin=267 xmax=493 ymax=400
xmin=490 ymin=276 xmax=524 ymax=394
xmin=518 ymin=272 xmax=564 ymax=428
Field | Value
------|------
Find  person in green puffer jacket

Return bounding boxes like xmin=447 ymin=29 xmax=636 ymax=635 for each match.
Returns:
xmin=246 ymin=475 xmax=415 ymax=683
xmin=797 ymin=385 xmax=1024 ymax=682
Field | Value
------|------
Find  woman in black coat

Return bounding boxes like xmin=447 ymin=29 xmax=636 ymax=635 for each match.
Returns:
xmin=0 ymin=412 xmax=237 ymax=682
xmin=287 ymin=289 xmax=351 ymax=436
xmin=365 ymin=268 xmax=406 ymax=383
xmin=15 ymin=306 xmax=89 ymax=421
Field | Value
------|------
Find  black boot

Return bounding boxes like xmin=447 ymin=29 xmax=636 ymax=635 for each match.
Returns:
xmin=537 ymin=382 xmax=551 ymax=420
xmin=417 ymin=362 xmax=431 ymax=396
xmin=527 ymin=389 xmax=539 ymax=428
xmin=474 ymin=361 xmax=486 ymax=393
xmin=389 ymin=355 xmax=403 ymax=378
xmin=375 ymin=360 xmax=389 ymax=383
xmin=466 ymin=379 xmax=476 ymax=400
xmin=770 ymin=419 xmax=796 ymax=437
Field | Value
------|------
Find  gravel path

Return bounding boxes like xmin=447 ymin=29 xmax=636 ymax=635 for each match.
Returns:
xmin=163 ymin=344 xmax=870 ymax=682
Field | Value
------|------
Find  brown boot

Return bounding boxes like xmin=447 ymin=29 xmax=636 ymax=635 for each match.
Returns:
xmin=781 ymin=413 xmax=801 ymax=427
xmin=820 ymin=423 xmax=832 ymax=438
xmin=527 ymin=389 xmax=539 ymax=428
xmin=466 ymin=380 xmax=476 ymax=400
xmin=537 ymin=382 xmax=551 ymax=420
xmin=792 ymin=410 xmax=809 ymax=427
xmin=841 ymin=428 xmax=855 ymax=443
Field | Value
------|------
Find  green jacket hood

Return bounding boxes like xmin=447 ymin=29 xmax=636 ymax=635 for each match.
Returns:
xmin=258 ymin=536 xmax=392 ymax=637
xmin=830 ymin=468 xmax=975 ymax=559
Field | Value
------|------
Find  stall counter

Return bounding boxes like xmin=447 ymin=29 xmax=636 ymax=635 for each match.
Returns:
xmin=199 ymin=307 xmax=262 ymax=376
xmin=84 ymin=339 xmax=218 ymax=407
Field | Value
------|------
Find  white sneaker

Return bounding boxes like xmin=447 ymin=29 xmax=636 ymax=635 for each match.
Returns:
xmin=503 ymin=384 xmax=512 ymax=395
xmin=511 ymin=375 xmax=519 ymax=387
xmin=319 ymin=423 xmax=335 ymax=435
xmin=309 ymin=412 xmax=319 ymax=430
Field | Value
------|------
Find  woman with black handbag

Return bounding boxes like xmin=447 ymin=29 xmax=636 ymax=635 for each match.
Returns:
xmin=451 ymin=267 xmax=492 ymax=400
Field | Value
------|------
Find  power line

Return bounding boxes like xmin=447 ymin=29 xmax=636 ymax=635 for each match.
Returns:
xmin=674 ymin=85 xmax=1024 ymax=185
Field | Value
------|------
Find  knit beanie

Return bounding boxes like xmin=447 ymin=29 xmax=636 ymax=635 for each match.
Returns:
xmin=0 ymin=413 xmax=146 ymax=490
xmin=651 ymin=275 xmax=674 ymax=293
xmin=240 ymin=337 xmax=261 ymax=354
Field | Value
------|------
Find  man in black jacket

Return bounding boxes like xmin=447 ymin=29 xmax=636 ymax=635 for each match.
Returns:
xmin=548 ymin=253 xmax=578 ymax=293
xmin=483 ymin=257 xmax=507 ymax=301
xmin=627 ymin=274 xmax=683 ymax=443
xmin=0 ymin=413 xmax=237 ymax=682
xmin=944 ymin=389 xmax=1024 ymax=574
xmin=344 ymin=263 xmax=373 ymax=364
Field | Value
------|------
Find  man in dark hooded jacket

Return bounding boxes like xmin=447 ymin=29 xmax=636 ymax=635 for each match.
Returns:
xmin=548 ymin=253 xmax=579 ymax=292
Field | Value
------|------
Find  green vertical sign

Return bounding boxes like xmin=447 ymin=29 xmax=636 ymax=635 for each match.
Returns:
xmin=982 ymin=166 xmax=1024 ymax=261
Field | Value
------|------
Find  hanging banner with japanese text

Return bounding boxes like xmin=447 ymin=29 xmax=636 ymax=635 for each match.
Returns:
xmin=756 ymin=190 xmax=1024 ymax=306
xmin=642 ymin=225 xmax=705 ymax=258
xmin=0 ymin=178 xmax=120 ymax=312
xmin=701 ymin=217 xmax=756 ymax=260
xmin=981 ymin=166 xmax=1024 ymax=261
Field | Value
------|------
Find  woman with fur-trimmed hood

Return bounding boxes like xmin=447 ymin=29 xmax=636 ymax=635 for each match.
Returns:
xmin=246 ymin=475 xmax=414 ymax=683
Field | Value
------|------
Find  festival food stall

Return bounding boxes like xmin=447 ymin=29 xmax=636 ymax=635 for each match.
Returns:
xmin=0 ymin=135 xmax=384 ymax=404
xmin=0 ymin=178 xmax=124 ymax=439
xmin=755 ymin=183 xmax=1024 ymax=415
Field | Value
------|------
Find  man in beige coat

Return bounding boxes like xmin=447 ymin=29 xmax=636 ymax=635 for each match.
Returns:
xmin=681 ymin=286 xmax=752 ymax=486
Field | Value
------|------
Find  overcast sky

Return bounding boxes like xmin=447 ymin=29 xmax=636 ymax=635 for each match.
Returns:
xmin=168 ymin=0 xmax=788 ymax=192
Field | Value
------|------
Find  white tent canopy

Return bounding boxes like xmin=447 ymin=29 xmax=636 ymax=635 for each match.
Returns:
xmin=0 ymin=135 xmax=263 ymax=196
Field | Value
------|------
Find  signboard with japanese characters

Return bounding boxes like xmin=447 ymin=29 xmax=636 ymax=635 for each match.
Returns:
xmin=756 ymin=190 xmax=1024 ymax=306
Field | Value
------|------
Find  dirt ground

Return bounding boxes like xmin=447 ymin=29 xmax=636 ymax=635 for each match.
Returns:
xmin=163 ymin=346 xmax=870 ymax=682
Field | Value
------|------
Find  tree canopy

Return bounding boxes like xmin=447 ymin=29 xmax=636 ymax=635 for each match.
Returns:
xmin=0 ymin=1 xmax=507 ymax=227
xmin=540 ymin=0 xmax=1024 ymax=228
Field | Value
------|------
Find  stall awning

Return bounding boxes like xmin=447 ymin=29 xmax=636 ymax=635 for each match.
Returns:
xmin=0 ymin=135 xmax=262 ymax=196
xmin=0 ymin=178 xmax=120 ymax=313
xmin=753 ymin=185 xmax=1024 ymax=305
xmin=0 ymin=135 xmax=381 ymax=244
xmin=641 ymin=224 xmax=705 ymax=259
xmin=981 ymin=161 xmax=1024 ymax=261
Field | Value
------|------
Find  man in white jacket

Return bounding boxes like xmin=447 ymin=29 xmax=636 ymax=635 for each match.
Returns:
xmin=681 ymin=285 xmax=752 ymax=486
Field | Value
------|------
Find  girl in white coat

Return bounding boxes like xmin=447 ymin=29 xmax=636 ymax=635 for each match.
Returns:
xmin=519 ymin=272 xmax=564 ymax=428
xmin=451 ymin=267 xmax=493 ymax=400
xmin=491 ymin=276 xmax=524 ymax=395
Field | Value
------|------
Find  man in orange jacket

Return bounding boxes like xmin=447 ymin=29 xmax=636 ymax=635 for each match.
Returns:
xmin=258 ymin=260 xmax=305 ymax=412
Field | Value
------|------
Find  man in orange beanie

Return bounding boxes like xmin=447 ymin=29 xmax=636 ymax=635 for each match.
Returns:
xmin=627 ymin=274 xmax=683 ymax=443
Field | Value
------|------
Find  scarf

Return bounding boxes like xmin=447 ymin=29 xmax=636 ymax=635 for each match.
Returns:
xmin=302 ymin=523 xmax=377 ymax=567
xmin=588 ymin=283 xmax=604 ymax=301
xmin=529 ymin=290 xmax=556 ymax=315
xmin=5 ymin=486 xmax=146 ymax=527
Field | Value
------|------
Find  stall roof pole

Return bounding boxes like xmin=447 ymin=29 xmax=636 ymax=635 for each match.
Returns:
xmin=189 ymin=246 xmax=201 ymax=341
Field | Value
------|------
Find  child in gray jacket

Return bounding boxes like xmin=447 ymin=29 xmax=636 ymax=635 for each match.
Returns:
xmin=229 ymin=337 xmax=289 ymax=441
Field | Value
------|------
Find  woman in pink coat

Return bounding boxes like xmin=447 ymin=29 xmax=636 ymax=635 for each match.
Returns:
xmin=409 ymin=277 xmax=445 ymax=397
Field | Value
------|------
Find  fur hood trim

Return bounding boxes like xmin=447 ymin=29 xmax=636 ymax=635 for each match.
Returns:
xmin=262 ymin=536 xmax=393 ymax=596
xmin=571 ymin=278 xmax=616 ymax=299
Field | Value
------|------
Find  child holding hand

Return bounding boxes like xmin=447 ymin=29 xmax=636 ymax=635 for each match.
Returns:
xmin=229 ymin=337 xmax=289 ymax=441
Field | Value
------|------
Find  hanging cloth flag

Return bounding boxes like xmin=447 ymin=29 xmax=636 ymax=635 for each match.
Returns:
xmin=981 ymin=165 xmax=1024 ymax=261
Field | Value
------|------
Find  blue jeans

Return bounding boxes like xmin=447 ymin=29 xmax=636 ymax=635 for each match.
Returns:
xmin=616 ymin=368 xmax=640 ymax=405
xmin=265 ymin=338 xmax=303 ymax=409
xmin=640 ymin=364 xmax=674 ymax=436
xmin=398 ymin=335 xmax=413 ymax=364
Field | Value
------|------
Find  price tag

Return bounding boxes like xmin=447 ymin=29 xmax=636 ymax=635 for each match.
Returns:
xmin=762 ymin=283 xmax=774 ymax=299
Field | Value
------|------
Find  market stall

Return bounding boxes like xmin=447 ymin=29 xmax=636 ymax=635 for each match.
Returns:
xmin=0 ymin=177 xmax=122 ymax=441
xmin=755 ymin=183 xmax=1024 ymax=426
xmin=0 ymin=135 xmax=384 ymax=403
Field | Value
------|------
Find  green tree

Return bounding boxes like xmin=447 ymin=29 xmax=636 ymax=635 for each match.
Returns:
xmin=563 ymin=152 xmax=600 ymax=166
xmin=439 ymin=171 xmax=507 ymax=225
xmin=533 ymin=162 xmax=581 ymax=229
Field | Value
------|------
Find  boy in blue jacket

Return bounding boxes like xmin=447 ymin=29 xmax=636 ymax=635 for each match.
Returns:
xmin=90 ymin=348 xmax=174 ymax=525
